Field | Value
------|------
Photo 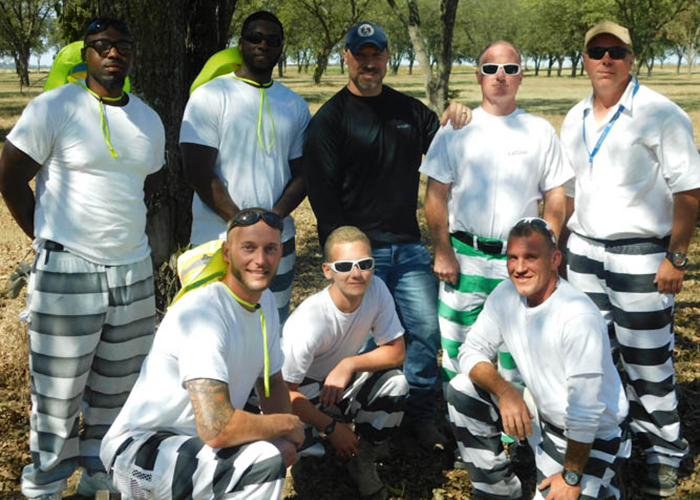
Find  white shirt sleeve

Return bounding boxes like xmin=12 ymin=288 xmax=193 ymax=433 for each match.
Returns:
xmin=658 ymin=109 xmax=700 ymax=194
xmin=370 ymin=278 xmax=405 ymax=346
xmin=289 ymin=99 xmax=311 ymax=160
xmin=565 ymin=373 xmax=604 ymax=443
xmin=539 ymin=123 xmax=573 ymax=193
xmin=175 ymin=305 xmax=231 ymax=387
xmin=419 ymin=124 xmax=454 ymax=184
xmin=6 ymin=92 xmax=59 ymax=166
xmin=179 ymin=83 xmax=222 ymax=148
xmin=281 ymin=304 xmax=323 ymax=384
xmin=458 ymin=297 xmax=502 ymax=376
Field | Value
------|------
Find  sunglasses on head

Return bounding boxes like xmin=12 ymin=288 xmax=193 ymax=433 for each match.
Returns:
xmin=586 ymin=46 xmax=631 ymax=60
xmin=480 ymin=63 xmax=521 ymax=76
xmin=85 ymin=18 xmax=131 ymax=38
xmin=513 ymin=217 xmax=557 ymax=245
xmin=243 ymin=32 xmax=283 ymax=48
xmin=84 ymin=39 xmax=134 ymax=57
xmin=328 ymin=257 xmax=375 ymax=273
xmin=227 ymin=209 xmax=284 ymax=232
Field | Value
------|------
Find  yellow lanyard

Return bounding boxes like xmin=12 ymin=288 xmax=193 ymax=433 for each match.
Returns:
xmin=224 ymin=285 xmax=270 ymax=398
xmin=231 ymin=75 xmax=276 ymax=152
xmin=75 ymin=81 xmax=124 ymax=159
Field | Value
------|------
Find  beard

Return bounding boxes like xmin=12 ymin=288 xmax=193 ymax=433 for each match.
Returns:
xmin=90 ymin=71 xmax=127 ymax=92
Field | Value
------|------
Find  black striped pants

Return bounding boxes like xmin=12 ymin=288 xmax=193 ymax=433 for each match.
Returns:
xmin=567 ymin=232 xmax=688 ymax=467
xmin=297 ymin=369 xmax=409 ymax=452
xmin=20 ymin=246 xmax=155 ymax=498
xmin=446 ymin=374 xmax=630 ymax=499
xmin=109 ymin=431 xmax=286 ymax=499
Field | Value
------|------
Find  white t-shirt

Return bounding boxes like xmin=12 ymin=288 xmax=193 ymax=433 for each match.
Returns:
xmin=100 ymin=282 xmax=283 ymax=467
xmin=561 ymin=77 xmax=700 ymax=240
xmin=459 ymin=279 xmax=628 ymax=442
xmin=180 ymin=76 xmax=311 ymax=244
xmin=420 ymin=107 xmax=572 ymax=240
xmin=7 ymin=83 xmax=165 ymax=265
xmin=282 ymin=278 xmax=404 ymax=384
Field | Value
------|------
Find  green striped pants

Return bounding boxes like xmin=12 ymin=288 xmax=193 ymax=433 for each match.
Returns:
xmin=438 ymin=236 xmax=520 ymax=383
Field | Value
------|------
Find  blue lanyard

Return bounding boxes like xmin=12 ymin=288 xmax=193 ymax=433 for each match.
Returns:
xmin=582 ymin=78 xmax=639 ymax=165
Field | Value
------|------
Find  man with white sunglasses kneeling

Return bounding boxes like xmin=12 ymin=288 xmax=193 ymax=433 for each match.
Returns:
xmin=282 ymin=226 xmax=409 ymax=499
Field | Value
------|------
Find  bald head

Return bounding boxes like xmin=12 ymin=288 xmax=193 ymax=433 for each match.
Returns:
xmin=478 ymin=40 xmax=521 ymax=66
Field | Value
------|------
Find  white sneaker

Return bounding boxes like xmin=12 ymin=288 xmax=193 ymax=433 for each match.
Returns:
xmin=76 ymin=470 xmax=119 ymax=497
xmin=33 ymin=494 xmax=62 ymax=500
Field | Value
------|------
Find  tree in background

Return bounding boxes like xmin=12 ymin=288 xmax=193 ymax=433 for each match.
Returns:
xmin=613 ymin=0 xmax=694 ymax=75
xmin=387 ymin=0 xmax=460 ymax=113
xmin=666 ymin=1 xmax=700 ymax=74
xmin=0 ymin=0 xmax=53 ymax=86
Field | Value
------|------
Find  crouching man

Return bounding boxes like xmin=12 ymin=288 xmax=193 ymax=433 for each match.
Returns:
xmin=282 ymin=226 xmax=409 ymax=498
xmin=446 ymin=218 xmax=630 ymax=499
xmin=100 ymin=209 xmax=304 ymax=500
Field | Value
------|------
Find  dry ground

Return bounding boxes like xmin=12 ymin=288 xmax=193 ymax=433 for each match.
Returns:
xmin=1 ymin=66 xmax=699 ymax=499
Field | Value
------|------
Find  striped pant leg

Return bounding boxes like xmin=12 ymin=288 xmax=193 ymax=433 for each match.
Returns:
xmin=111 ymin=432 xmax=285 ymax=500
xmin=81 ymin=256 xmax=156 ymax=473
xmin=344 ymin=369 xmax=409 ymax=443
xmin=445 ymin=374 xmax=522 ymax=499
xmin=534 ymin=422 xmax=630 ymax=500
xmin=21 ymin=248 xmax=110 ymax=497
xmin=437 ymin=238 xmax=510 ymax=383
xmin=269 ymin=235 xmax=295 ymax=328
xmin=603 ymin=240 xmax=687 ymax=465
xmin=568 ymin=233 xmax=687 ymax=465
xmin=298 ymin=370 xmax=409 ymax=445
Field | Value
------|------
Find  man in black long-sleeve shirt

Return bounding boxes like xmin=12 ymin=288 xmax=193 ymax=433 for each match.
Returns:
xmin=304 ymin=21 xmax=470 ymax=448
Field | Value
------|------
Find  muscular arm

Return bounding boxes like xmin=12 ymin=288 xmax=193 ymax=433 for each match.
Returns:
xmin=257 ymin=371 xmax=294 ymax=415
xmin=0 ymin=140 xmax=41 ymax=238
xmin=185 ymin=377 xmax=302 ymax=450
xmin=181 ymin=142 xmax=240 ymax=222
xmin=655 ymin=188 xmax=700 ymax=294
xmin=271 ymin=157 xmax=305 ymax=218
xmin=542 ymin=185 xmax=567 ymax=242
xmin=469 ymin=361 xmax=533 ymax=440
xmin=425 ymin=177 xmax=459 ymax=284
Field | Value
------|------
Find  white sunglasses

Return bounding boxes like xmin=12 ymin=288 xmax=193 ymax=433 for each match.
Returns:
xmin=328 ymin=257 xmax=375 ymax=273
xmin=480 ymin=63 xmax=521 ymax=76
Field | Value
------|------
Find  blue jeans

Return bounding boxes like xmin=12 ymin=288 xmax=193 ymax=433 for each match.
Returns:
xmin=370 ymin=241 xmax=440 ymax=421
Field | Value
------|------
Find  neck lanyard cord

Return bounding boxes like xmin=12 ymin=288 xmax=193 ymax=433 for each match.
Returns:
xmin=224 ymin=286 xmax=270 ymax=398
xmin=582 ymin=77 xmax=639 ymax=165
xmin=231 ymin=75 xmax=276 ymax=152
xmin=74 ymin=81 xmax=124 ymax=159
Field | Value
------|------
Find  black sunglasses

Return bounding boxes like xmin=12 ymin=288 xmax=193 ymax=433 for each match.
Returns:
xmin=227 ymin=209 xmax=284 ymax=232
xmin=85 ymin=39 xmax=134 ymax=57
xmin=243 ymin=32 xmax=283 ymax=48
xmin=85 ymin=18 xmax=131 ymax=39
xmin=586 ymin=46 xmax=631 ymax=60
xmin=513 ymin=217 xmax=557 ymax=245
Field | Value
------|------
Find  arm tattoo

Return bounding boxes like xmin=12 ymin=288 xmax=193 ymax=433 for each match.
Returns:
xmin=185 ymin=378 xmax=235 ymax=442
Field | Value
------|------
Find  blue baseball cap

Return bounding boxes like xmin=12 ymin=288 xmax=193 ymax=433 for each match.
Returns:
xmin=345 ymin=22 xmax=388 ymax=54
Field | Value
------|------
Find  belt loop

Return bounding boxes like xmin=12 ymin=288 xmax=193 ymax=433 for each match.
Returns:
xmin=472 ymin=234 xmax=479 ymax=250
xmin=44 ymin=248 xmax=50 ymax=265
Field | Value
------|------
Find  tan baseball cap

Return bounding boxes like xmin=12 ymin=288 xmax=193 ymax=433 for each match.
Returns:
xmin=584 ymin=21 xmax=632 ymax=50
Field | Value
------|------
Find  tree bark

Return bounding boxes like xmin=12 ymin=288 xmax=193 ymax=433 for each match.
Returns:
xmin=387 ymin=0 xmax=459 ymax=114
xmin=312 ymin=44 xmax=332 ymax=84
xmin=97 ymin=0 xmax=238 ymax=308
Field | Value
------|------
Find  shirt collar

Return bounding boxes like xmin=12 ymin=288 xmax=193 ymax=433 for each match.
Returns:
xmin=582 ymin=74 xmax=638 ymax=115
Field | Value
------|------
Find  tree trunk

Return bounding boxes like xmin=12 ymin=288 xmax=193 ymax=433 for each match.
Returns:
xmin=313 ymin=44 xmax=332 ymax=84
xmin=387 ymin=0 xmax=459 ymax=114
xmin=277 ymin=53 xmax=284 ymax=78
xmin=340 ymin=56 xmax=344 ymax=74
xmin=547 ymin=54 xmax=555 ymax=76
xmin=16 ymin=48 xmax=30 ymax=87
xmin=556 ymin=56 xmax=564 ymax=76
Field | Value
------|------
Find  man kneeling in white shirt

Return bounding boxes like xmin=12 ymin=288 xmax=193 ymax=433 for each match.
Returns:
xmin=446 ymin=218 xmax=630 ymax=500
xmin=282 ymin=226 xmax=409 ymax=499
